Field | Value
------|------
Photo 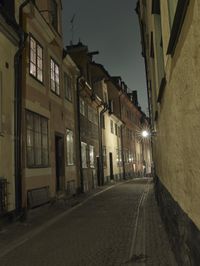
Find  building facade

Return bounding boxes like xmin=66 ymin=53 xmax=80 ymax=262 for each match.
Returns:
xmin=137 ymin=0 xmax=200 ymax=264
xmin=0 ymin=0 xmax=21 ymax=218
xmin=19 ymin=0 xmax=80 ymax=209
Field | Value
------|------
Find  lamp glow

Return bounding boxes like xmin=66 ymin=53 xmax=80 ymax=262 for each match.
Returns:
xmin=141 ymin=130 xmax=149 ymax=138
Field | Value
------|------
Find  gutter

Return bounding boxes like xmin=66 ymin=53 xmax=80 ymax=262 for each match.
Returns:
xmin=14 ymin=0 xmax=30 ymax=216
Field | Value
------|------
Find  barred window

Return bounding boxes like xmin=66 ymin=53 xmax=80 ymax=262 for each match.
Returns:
xmin=26 ymin=111 xmax=49 ymax=167
xmin=50 ymin=59 xmax=60 ymax=95
xmin=29 ymin=36 xmax=43 ymax=82
xmin=66 ymin=129 xmax=74 ymax=165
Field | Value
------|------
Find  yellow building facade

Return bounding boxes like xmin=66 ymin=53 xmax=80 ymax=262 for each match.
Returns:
xmin=137 ymin=0 xmax=200 ymax=264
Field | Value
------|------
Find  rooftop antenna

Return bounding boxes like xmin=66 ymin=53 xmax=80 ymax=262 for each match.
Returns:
xmin=70 ymin=14 xmax=76 ymax=45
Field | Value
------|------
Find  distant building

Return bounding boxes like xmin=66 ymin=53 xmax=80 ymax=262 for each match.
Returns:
xmin=67 ymin=43 xmax=101 ymax=192
xmin=90 ymin=62 xmax=123 ymax=183
xmin=137 ymin=0 xmax=200 ymax=264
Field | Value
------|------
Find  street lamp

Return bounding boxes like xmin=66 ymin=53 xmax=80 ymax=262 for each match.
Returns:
xmin=141 ymin=130 xmax=150 ymax=138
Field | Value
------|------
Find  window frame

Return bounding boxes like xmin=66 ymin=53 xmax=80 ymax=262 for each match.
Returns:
xmin=64 ymin=72 xmax=73 ymax=102
xmin=167 ymin=0 xmax=190 ymax=55
xmin=50 ymin=58 xmax=60 ymax=96
xmin=89 ymin=145 xmax=95 ymax=168
xmin=29 ymin=35 xmax=43 ymax=83
xmin=81 ymin=142 xmax=87 ymax=168
xmin=26 ymin=110 xmax=49 ymax=168
xmin=66 ymin=129 xmax=74 ymax=166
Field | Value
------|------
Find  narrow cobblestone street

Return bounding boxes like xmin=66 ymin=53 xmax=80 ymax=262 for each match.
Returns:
xmin=0 ymin=179 xmax=177 ymax=266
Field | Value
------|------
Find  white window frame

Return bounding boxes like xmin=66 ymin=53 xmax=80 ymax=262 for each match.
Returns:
xmin=66 ymin=129 xmax=74 ymax=165
xmin=50 ymin=58 xmax=60 ymax=95
xmin=81 ymin=142 xmax=87 ymax=168
xmin=29 ymin=36 xmax=43 ymax=82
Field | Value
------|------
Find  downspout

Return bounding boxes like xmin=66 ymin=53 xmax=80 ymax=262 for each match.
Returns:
xmin=76 ymin=75 xmax=84 ymax=193
xmin=14 ymin=0 xmax=30 ymax=216
xmin=119 ymin=91 xmax=126 ymax=179
xmin=98 ymin=104 xmax=108 ymax=186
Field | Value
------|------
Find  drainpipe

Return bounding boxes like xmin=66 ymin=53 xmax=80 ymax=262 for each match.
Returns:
xmin=76 ymin=75 xmax=84 ymax=193
xmin=14 ymin=0 xmax=30 ymax=216
xmin=98 ymin=103 xmax=108 ymax=186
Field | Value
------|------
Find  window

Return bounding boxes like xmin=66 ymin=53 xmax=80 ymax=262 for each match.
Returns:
xmin=89 ymin=145 xmax=94 ymax=168
xmin=30 ymin=36 xmax=43 ymax=82
xmin=80 ymin=98 xmax=85 ymax=116
xmin=50 ymin=59 xmax=60 ymax=95
xmin=64 ymin=73 xmax=73 ymax=101
xmin=50 ymin=0 xmax=58 ymax=31
xmin=26 ymin=111 xmax=49 ymax=167
xmin=115 ymin=123 xmax=118 ymax=136
xmin=110 ymin=120 xmax=114 ymax=134
xmin=66 ymin=129 xmax=74 ymax=165
xmin=81 ymin=142 xmax=87 ymax=168
xmin=118 ymin=126 xmax=121 ymax=137
xmin=167 ymin=0 xmax=189 ymax=55
xmin=103 ymin=146 xmax=107 ymax=167
xmin=0 ymin=71 xmax=2 ymax=133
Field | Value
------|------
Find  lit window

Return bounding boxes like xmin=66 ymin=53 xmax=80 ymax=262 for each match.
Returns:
xmin=50 ymin=59 xmax=60 ymax=95
xmin=89 ymin=145 xmax=94 ymax=168
xmin=26 ymin=111 xmax=49 ymax=167
xmin=64 ymin=73 xmax=73 ymax=101
xmin=66 ymin=129 xmax=74 ymax=165
xmin=30 ymin=36 xmax=43 ymax=82
xmin=81 ymin=142 xmax=87 ymax=168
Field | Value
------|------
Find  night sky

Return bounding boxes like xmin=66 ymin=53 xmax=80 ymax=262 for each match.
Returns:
xmin=62 ymin=0 xmax=148 ymax=114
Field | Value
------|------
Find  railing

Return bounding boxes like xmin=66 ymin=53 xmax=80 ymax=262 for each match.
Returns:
xmin=0 ymin=178 xmax=8 ymax=215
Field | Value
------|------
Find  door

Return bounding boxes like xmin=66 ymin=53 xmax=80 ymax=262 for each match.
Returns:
xmin=109 ymin=152 xmax=114 ymax=180
xmin=55 ymin=135 xmax=65 ymax=192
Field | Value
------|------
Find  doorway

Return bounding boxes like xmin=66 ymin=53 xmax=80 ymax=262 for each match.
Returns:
xmin=55 ymin=134 xmax=65 ymax=192
xmin=109 ymin=152 xmax=114 ymax=180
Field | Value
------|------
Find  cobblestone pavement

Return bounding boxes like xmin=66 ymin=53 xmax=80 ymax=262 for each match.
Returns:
xmin=0 ymin=178 xmax=177 ymax=266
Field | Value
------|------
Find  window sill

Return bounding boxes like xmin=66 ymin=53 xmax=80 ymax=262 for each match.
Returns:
xmin=29 ymin=73 xmax=44 ymax=85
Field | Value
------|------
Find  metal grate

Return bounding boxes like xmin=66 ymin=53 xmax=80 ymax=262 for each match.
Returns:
xmin=0 ymin=178 xmax=8 ymax=215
